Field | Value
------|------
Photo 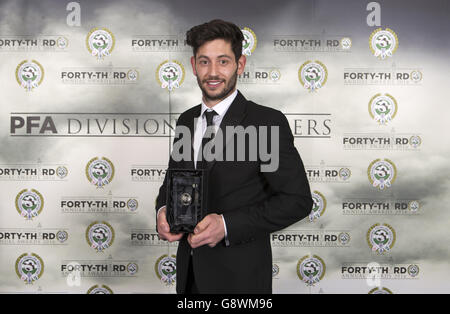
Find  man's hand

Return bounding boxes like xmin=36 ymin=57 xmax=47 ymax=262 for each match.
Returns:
xmin=188 ymin=214 xmax=225 ymax=248
xmin=157 ymin=206 xmax=183 ymax=242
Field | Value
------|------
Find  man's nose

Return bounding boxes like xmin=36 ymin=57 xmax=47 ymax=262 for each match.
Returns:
xmin=208 ymin=62 xmax=218 ymax=76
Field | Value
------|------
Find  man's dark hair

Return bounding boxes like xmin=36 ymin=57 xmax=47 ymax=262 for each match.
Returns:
xmin=186 ymin=19 xmax=244 ymax=62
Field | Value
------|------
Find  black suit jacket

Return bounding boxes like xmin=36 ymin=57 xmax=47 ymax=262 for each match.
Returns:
xmin=155 ymin=90 xmax=312 ymax=294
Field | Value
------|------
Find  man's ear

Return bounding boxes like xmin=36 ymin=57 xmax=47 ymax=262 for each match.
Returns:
xmin=237 ymin=55 xmax=246 ymax=75
xmin=191 ymin=56 xmax=197 ymax=76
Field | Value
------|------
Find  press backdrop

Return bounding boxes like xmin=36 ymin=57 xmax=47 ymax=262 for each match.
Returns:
xmin=0 ymin=0 xmax=449 ymax=294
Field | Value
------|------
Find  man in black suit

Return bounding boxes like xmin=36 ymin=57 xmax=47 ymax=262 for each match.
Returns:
xmin=155 ymin=19 xmax=312 ymax=294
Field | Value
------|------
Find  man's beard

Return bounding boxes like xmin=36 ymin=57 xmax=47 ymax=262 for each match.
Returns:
xmin=197 ymin=69 xmax=238 ymax=102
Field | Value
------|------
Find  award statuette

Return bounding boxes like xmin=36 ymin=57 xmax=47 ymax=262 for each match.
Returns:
xmin=166 ymin=169 xmax=207 ymax=233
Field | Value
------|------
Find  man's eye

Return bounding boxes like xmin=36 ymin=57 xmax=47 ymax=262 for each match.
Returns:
xmin=219 ymin=60 xmax=228 ymax=65
xmin=199 ymin=60 xmax=208 ymax=65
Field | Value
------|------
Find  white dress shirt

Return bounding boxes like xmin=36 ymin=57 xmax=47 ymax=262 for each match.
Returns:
xmin=193 ymin=89 xmax=238 ymax=167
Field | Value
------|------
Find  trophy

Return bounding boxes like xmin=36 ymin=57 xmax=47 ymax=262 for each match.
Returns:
xmin=166 ymin=169 xmax=207 ymax=233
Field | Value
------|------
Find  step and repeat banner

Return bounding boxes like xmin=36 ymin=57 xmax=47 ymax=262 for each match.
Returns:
xmin=0 ymin=0 xmax=449 ymax=294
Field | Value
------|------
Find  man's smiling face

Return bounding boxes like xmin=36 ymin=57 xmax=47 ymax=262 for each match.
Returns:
xmin=191 ymin=39 xmax=246 ymax=106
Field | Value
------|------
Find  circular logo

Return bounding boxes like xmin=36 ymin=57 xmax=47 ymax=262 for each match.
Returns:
xmin=15 ymin=189 xmax=44 ymax=220
xmin=269 ymin=69 xmax=281 ymax=82
xmin=410 ymin=70 xmax=423 ymax=83
xmin=339 ymin=168 xmax=352 ymax=181
xmin=16 ymin=60 xmax=44 ymax=91
xmin=241 ymin=27 xmax=257 ymax=56
xmin=56 ymin=36 xmax=69 ymax=49
xmin=368 ymin=158 xmax=397 ymax=190
xmin=127 ymin=69 xmax=139 ymax=81
xmin=367 ymin=223 xmax=396 ymax=254
xmin=86 ymin=221 xmax=115 ymax=252
xmin=86 ymin=28 xmax=115 ymax=59
xmin=127 ymin=263 xmax=139 ymax=275
xmin=409 ymin=135 xmax=422 ymax=148
xmin=56 ymin=230 xmax=69 ymax=243
xmin=369 ymin=93 xmax=398 ymax=125
xmin=272 ymin=264 xmax=279 ymax=277
xmin=87 ymin=285 xmax=113 ymax=294
xmin=15 ymin=253 xmax=44 ymax=284
xmin=368 ymin=287 xmax=393 ymax=294
xmin=408 ymin=200 xmax=420 ymax=213
xmin=297 ymin=255 xmax=326 ymax=286
xmin=369 ymin=28 xmax=398 ymax=59
xmin=155 ymin=255 xmax=176 ymax=286
xmin=56 ymin=166 xmax=68 ymax=179
xmin=86 ymin=157 xmax=115 ymax=188
xmin=156 ymin=60 xmax=185 ymax=91
xmin=298 ymin=61 xmax=328 ymax=92
xmin=408 ymin=264 xmax=420 ymax=277
xmin=309 ymin=191 xmax=326 ymax=222
xmin=340 ymin=37 xmax=352 ymax=50
xmin=127 ymin=199 xmax=139 ymax=212
xmin=338 ymin=232 xmax=351 ymax=245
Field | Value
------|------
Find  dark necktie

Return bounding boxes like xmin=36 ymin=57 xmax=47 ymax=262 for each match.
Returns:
xmin=196 ymin=110 xmax=218 ymax=170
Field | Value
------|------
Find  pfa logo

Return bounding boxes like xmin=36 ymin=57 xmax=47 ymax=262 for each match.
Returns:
xmin=16 ymin=60 xmax=44 ymax=91
xmin=309 ymin=191 xmax=326 ymax=222
xmin=86 ymin=27 xmax=115 ymax=60
xmin=338 ymin=232 xmax=351 ymax=245
xmin=368 ymin=158 xmax=397 ymax=190
xmin=87 ymin=285 xmax=113 ymax=294
xmin=156 ymin=60 xmax=185 ymax=91
xmin=408 ymin=264 xmax=420 ymax=277
xmin=86 ymin=157 xmax=115 ymax=188
xmin=127 ymin=263 xmax=139 ymax=275
xmin=369 ymin=28 xmax=398 ymax=59
xmin=15 ymin=253 xmax=44 ymax=284
xmin=408 ymin=200 xmax=421 ymax=213
xmin=369 ymin=287 xmax=393 ymax=294
xmin=127 ymin=199 xmax=139 ymax=212
xmin=340 ymin=37 xmax=352 ymax=50
xmin=369 ymin=93 xmax=398 ymax=125
xmin=56 ymin=166 xmax=69 ymax=179
xmin=269 ymin=69 xmax=281 ymax=82
xmin=155 ymin=254 xmax=176 ymax=286
xmin=410 ymin=70 xmax=423 ymax=83
xmin=127 ymin=69 xmax=139 ymax=81
xmin=15 ymin=189 xmax=44 ymax=220
xmin=297 ymin=255 xmax=326 ymax=286
xmin=367 ymin=223 xmax=396 ymax=254
xmin=86 ymin=221 xmax=115 ymax=252
xmin=298 ymin=61 xmax=328 ymax=92
xmin=339 ymin=167 xmax=352 ymax=181
xmin=56 ymin=36 xmax=69 ymax=49
xmin=241 ymin=27 xmax=257 ymax=56
xmin=56 ymin=230 xmax=69 ymax=243
xmin=410 ymin=135 xmax=422 ymax=149
xmin=156 ymin=60 xmax=185 ymax=92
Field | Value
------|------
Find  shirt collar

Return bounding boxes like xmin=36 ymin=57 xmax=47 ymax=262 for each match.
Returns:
xmin=200 ymin=89 xmax=238 ymax=118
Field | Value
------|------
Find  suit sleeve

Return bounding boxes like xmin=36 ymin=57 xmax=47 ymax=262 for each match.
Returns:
xmin=222 ymin=111 xmax=313 ymax=246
